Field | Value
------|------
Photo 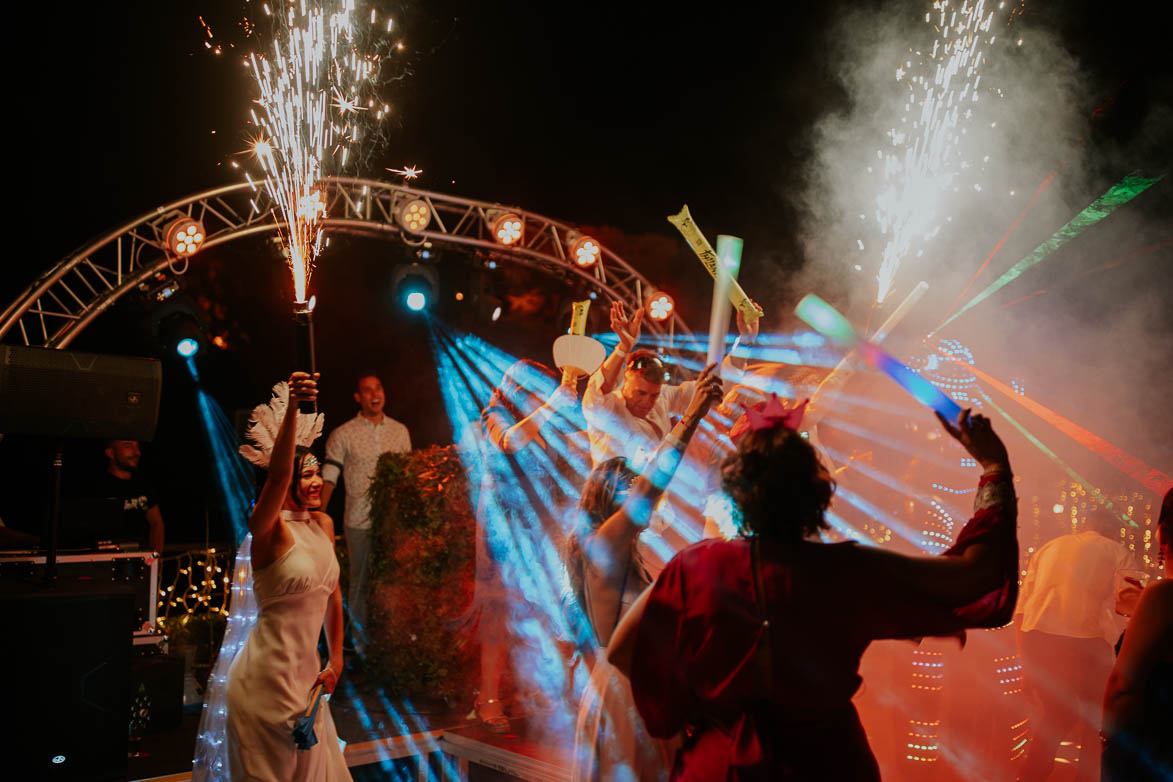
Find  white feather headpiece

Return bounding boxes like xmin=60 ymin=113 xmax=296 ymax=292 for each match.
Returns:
xmin=238 ymin=381 xmax=325 ymax=468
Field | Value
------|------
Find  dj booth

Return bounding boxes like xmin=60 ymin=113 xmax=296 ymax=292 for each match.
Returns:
xmin=0 ymin=548 xmax=161 ymax=639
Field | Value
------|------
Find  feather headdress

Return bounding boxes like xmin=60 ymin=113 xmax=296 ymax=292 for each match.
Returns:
xmin=238 ymin=381 xmax=325 ymax=468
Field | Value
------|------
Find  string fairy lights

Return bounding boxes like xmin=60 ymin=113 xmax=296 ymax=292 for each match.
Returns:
xmin=157 ymin=548 xmax=234 ymax=627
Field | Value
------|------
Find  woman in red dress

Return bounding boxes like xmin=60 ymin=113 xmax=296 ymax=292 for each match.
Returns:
xmin=609 ymin=404 xmax=1019 ymax=781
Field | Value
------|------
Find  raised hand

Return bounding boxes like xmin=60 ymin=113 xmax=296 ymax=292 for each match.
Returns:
xmin=610 ymin=300 xmax=644 ymax=352
xmin=736 ymin=300 xmax=764 ymax=343
xmin=289 ymin=371 xmax=320 ymax=405
xmin=936 ymin=408 xmax=1010 ymax=471
xmin=685 ymin=363 xmax=724 ymax=423
xmin=548 ymin=368 xmax=580 ymax=411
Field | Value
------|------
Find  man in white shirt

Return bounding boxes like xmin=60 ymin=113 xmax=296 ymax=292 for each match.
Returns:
xmin=582 ymin=300 xmax=757 ymax=469
xmin=582 ymin=301 xmax=756 ymax=559
xmin=321 ymin=373 xmax=411 ymax=653
xmin=1014 ymin=510 xmax=1133 ymax=782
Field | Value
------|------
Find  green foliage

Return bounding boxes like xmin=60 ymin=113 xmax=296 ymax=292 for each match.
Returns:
xmin=365 ymin=445 xmax=477 ymax=698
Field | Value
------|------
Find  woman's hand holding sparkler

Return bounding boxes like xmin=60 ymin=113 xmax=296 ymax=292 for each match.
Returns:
xmin=288 ymin=371 xmax=319 ymax=406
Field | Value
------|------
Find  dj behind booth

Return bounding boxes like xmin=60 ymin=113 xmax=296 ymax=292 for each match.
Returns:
xmin=0 ymin=345 xmax=182 ymax=782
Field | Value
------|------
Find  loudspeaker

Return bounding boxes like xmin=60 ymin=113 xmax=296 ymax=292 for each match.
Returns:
xmin=129 ymin=653 xmax=184 ymax=733
xmin=1 ymin=583 xmax=133 ymax=780
xmin=0 ymin=345 xmax=162 ymax=441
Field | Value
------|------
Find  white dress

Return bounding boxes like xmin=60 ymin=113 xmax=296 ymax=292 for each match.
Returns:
xmin=572 ymin=554 xmax=674 ymax=782
xmin=226 ymin=511 xmax=351 ymax=781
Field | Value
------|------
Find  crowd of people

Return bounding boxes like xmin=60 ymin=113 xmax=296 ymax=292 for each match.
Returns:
xmin=182 ymin=300 xmax=1169 ymax=782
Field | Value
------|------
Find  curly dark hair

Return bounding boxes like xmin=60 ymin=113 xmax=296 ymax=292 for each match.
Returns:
xmin=721 ymin=426 xmax=835 ymax=542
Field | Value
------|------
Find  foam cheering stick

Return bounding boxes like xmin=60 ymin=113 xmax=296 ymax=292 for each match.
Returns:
xmin=668 ymin=205 xmax=761 ymax=324
xmin=795 ymin=294 xmax=962 ymax=421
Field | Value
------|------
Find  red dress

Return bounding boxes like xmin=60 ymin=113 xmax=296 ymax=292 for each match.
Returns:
xmin=630 ymin=472 xmax=1018 ymax=781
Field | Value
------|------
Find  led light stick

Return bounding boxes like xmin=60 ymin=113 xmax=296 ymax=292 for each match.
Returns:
xmin=706 ymin=235 xmax=743 ymax=366
xmin=807 ymin=281 xmax=928 ymax=421
xmin=795 ymin=294 xmax=961 ymax=421
xmin=668 ymin=205 xmax=760 ymax=324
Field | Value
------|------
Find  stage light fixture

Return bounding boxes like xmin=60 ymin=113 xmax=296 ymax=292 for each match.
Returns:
xmin=491 ymin=212 xmax=523 ymax=245
xmin=166 ymin=217 xmax=205 ymax=257
xmin=392 ymin=262 xmax=438 ymax=314
xmin=177 ymin=338 xmax=200 ymax=358
xmin=570 ymin=235 xmax=601 ymax=267
xmin=647 ymin=291 xmax=674 ymax=322
xmin=397 ymin=198 xmax=431 ymax=232
xmin=158 ymin=311 xmax=206 ymax=360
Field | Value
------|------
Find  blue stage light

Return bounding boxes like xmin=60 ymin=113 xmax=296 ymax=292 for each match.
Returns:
xmin=176 ymin=337 xmax=200 ymax=357
xmin=405 ymin=290 xmax=427 ymax=311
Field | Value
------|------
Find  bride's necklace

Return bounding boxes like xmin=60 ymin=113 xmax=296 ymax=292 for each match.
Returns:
xmin=280 ymin=509 xmax=312 ymax=522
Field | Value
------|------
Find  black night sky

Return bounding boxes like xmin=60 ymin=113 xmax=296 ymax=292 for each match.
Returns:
xmin=3 ymin=1 xmax=1170 ymax=543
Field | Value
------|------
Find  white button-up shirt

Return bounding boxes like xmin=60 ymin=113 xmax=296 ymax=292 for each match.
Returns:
xmin=321 ymin=413 xmax=411 ymax=530
xmin=581 ymin=371 xmax=696 ymax=468
xmin=1015 ymin=530 xmax=1132 ymax=645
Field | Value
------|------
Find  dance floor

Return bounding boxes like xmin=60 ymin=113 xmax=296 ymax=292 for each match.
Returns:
xmin=126 ymin=662 xmax=572 ymax=782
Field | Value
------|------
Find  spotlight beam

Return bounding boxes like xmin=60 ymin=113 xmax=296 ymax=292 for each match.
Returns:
xmin=978 ymin=390 xmax=1138 ymax=527
xmin=934 ymin=174 xmax=1163 ymax=333
xmin=944 ymin=353 xmax=1172 ymax=496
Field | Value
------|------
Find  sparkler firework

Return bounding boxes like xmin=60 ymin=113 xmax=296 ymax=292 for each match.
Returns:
xmin=244 ymin=0 xmax=393 ymax=303
xmin=866 ymin=0 xmax=1012 ymax=303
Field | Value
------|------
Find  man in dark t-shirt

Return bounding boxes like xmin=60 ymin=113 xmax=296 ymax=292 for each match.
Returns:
xmin=92 ymin=440 xmax=164 ymax=551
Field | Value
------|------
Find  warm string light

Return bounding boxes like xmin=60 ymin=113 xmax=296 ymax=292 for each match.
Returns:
xmin=156 ymin=548 xmax=233 ymax=626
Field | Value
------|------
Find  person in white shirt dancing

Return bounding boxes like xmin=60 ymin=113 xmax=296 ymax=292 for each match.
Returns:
xmin=320 ymin=373 xmax=411 ymax=654
xmin=1015 ymin=509 xmax=1134 ymax=781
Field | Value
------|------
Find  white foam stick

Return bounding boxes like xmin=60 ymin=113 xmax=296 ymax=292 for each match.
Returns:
xmin=706 ymin=235 xmax=742 ymax=366
xmin=808 ymin=281 xmax=929 ymax=417
xmin=872 ymin=281 xmax=929 ymax=342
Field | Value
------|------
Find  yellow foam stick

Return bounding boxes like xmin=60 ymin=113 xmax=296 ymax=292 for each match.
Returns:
xmin=569 ymin=299 xmax=590 ymax=336
xmin=668 ymin=205 xmax=761 ymax=323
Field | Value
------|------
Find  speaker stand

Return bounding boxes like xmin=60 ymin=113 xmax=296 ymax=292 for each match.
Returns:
xmin=44 ymin=439 xmax=63 ymax=587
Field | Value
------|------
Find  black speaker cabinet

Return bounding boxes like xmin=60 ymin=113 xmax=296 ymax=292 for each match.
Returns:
xmin=1 ymin=583 xmax=134 ymax=780
xmin=0 ymin=345 xmax=161 ymax=441
xmin=130 ymin=653 xmax=184 ymax=734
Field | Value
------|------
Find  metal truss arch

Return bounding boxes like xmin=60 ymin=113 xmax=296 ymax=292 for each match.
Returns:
xmin=1 ymin=177 xmax=689 ymax=349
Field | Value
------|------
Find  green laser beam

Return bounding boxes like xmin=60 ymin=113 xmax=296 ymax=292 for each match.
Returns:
xmin=936 ymin=174 xmax=1163 ymax=332
xmin=979 ymin=391 xmax=1138 ymax=528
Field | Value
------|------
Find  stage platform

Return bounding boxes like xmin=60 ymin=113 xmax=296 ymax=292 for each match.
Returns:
xmin=126 ymin=665 xmax=573 ymax=782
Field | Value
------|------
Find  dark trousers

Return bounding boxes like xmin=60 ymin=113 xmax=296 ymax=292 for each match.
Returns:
xmin=1019 ymin=630 xmax=1114 ymax=782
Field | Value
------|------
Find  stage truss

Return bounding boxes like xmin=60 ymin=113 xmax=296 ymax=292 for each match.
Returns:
xmin=0 ymin=177 xmax=689 ymax=348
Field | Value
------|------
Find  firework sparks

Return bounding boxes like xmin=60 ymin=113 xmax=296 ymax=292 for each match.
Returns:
xmin=244 ymin=1 xmax=392 ymax=303
xmin=865 ymin=0 xmax=1012 ymax=303
xmin=387 ymin=164 xmax=421 ymax=180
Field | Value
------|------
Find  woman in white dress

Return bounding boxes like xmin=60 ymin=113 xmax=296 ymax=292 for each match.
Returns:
xmin=225 ymin=372 xmax=351 ymax=781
